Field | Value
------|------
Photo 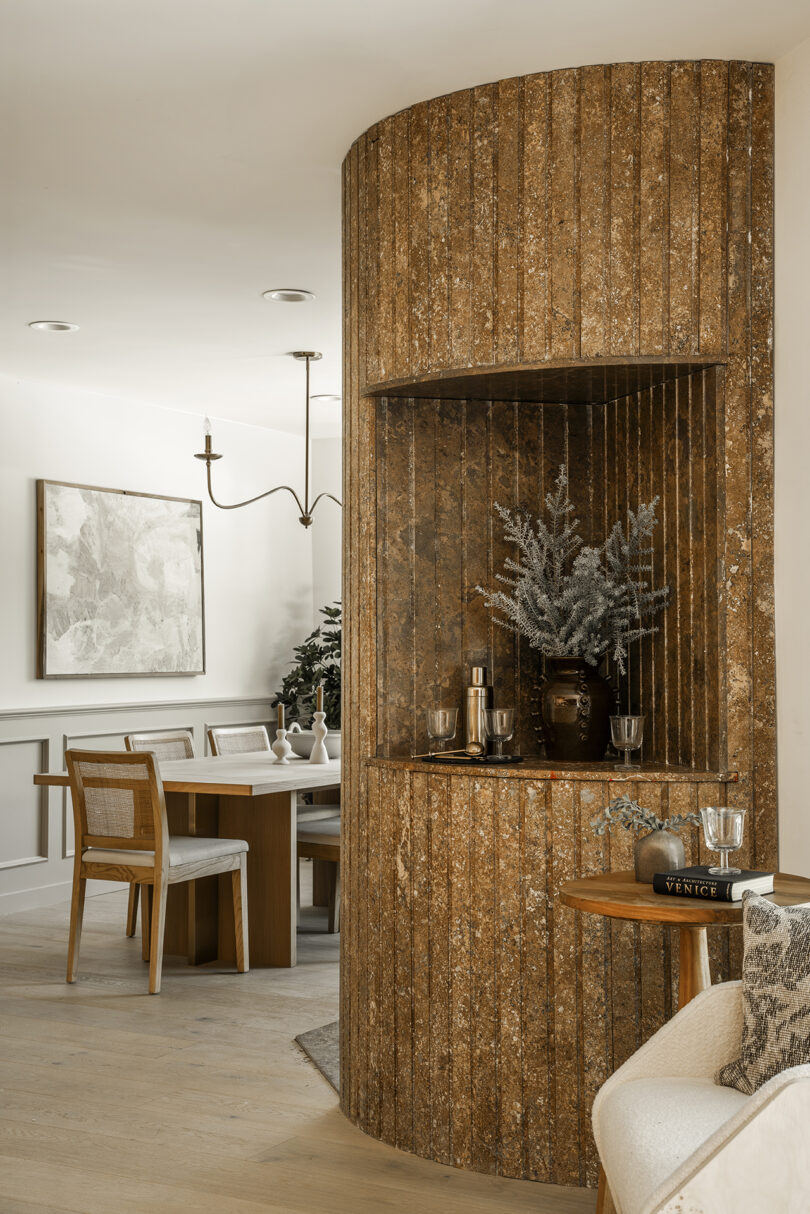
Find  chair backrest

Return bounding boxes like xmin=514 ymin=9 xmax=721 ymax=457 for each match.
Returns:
xmin=65 ymin=749 xmax=168 ymax=864
xmin=208 ymin=725 xmax=271 ymax=756
xmin=125 ymin=730 xmax=194 ymax=761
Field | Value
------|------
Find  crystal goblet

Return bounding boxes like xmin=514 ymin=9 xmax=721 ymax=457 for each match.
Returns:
xmin=425 ymin=708 xmax=458 ymax=754
xmin=484 ymin=708 xmax=515 ymax=757
xmin=700 ymin=806 xmax=746 ymax=876
xmin=610 ymin=715 xmax=645 ymax=770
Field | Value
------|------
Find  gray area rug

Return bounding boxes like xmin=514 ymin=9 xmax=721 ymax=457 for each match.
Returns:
xmin=295 ymin=1020 xmax=339 ymax=1092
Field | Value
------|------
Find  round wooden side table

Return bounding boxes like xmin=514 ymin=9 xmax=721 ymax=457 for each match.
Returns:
xmin=560 ymin=870 xmax=810 ymax=1008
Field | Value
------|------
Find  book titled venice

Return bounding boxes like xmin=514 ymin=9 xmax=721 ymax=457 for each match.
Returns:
xmin=652 ymin=865 xmax=774 ymax=903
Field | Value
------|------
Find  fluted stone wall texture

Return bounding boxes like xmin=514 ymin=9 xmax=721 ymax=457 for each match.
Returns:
xmin=341 ymin=60 xmax=775 ymax=1186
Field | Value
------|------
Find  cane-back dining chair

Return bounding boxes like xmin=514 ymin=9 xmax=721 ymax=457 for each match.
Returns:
xmin=65 ymin=748 xmax=248 ymax=994
xmin=122 ymin=731 xmax=196 ymax=936
xmin=207 ymin=724 xmax=271 ymax=756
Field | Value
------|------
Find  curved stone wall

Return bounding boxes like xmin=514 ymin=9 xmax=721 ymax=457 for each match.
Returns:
xmin=340 ymin=60 xmax=774 ymax=1186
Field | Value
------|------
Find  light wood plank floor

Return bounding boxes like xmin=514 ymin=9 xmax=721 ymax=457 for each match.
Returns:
xmin=0 ymin=876 xmax=596 ymax=1213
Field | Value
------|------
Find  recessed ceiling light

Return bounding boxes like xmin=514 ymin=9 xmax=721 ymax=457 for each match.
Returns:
xmin=28 ymin=320 xmax=79 ymax=332
xmin=262 ymin=288 xmax=315 ymax=303
xmin=310 ymin=394 xmax=342 ymax=404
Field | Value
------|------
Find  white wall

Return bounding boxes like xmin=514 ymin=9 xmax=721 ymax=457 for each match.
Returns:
xmin=775 ymin=36 xmax=810 ymax=874
xmin=311 ymin=436 xmax=343 ymax=622
xmin=0 ymin=373 xmax=316 ymax=709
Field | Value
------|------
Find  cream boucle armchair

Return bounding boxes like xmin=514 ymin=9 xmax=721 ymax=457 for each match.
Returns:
xmin=592 ymin=980 xmax=810 ymax=1214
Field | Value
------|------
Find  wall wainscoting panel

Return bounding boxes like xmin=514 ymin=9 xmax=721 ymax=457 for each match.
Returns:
xmin=0 ymin=737 xmax=49 ymax=871
xmin=0 ymin=696 xmax=273 ymax=913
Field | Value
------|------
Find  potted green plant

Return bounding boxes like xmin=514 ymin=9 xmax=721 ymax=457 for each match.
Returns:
xmin=591 ymin=794 xmax=702 ymax=882
xmin=477 ymin=466 xmax=669 ymax=761
xmin=272 ymin=602 xmax=341 ymax=757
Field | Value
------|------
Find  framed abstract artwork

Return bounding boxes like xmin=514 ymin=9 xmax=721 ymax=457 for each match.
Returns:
xmin=36 ymin=480 xmax=205 ymax=678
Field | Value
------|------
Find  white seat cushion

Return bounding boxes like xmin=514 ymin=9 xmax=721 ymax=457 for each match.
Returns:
xmin=296 ymin=804 xmax=341 ymax=823
xmin=83 ymin=835 xmax=248 ymax=869
xmin=297 ymin=818 xmax=340 ymax=844
xmin=598 ymin=1077 xmax=747 ymax=1214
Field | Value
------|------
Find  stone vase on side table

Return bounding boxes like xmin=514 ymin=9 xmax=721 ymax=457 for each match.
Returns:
xmin=634 ymin=829 xmax=686 ymax=883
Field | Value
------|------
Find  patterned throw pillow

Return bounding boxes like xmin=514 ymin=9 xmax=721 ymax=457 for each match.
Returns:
xmin=717 ymin=890 xmax=810 ymax=1095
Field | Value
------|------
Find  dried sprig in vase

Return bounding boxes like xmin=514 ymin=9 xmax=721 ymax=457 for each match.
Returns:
xmin=592 ymin=794 xmax=702 ymax=883
xmin=477 ymin=467 xmax=669 ymax=761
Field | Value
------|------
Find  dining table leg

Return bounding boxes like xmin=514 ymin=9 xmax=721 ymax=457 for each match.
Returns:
xmin=218 ymin=789 xmax=298 ymax=967
xmin=164 ymin=790 xmax=220 ymax=965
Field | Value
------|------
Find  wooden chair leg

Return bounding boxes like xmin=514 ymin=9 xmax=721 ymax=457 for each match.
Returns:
xmin=148 ymin=878 xmax=168 ymax=995
xmin=327 ymin=861 xmax=340 ymax=934
xmin=596 ymin=1166 xmax=617 ymax=1214
xmin=126 ymin=883 xmax=139 ymax=937
xmin=66 ymin=870 xmax=86 ymax=983
xmin=312 ymin=857 xmax=331 ymax=907
xmin=232 ymin=858 xmax=249 ymax=973
xmin=141 ymin=883 xmax=152 ymax=962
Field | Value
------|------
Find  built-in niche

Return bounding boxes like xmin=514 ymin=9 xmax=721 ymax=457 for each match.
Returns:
xmin=374 ymin=362 xmax=724 ymax=768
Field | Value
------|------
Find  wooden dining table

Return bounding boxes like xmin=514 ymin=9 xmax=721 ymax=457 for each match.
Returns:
xmin=35 ymin=754 xmax=341 ymax=968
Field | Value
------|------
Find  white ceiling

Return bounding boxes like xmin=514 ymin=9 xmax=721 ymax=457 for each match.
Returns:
xmin=2 ymin=0 xmax=809 ymax=436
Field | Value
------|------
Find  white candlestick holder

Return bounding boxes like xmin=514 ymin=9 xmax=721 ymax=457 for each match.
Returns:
xmin=271 ymin=728 xmax=293 ymax=764
xmin=308 ymin=711 xmax=330 ymax=764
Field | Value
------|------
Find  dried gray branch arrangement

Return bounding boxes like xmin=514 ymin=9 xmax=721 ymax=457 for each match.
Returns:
xmin=477 ymin=465 xmax=669 ymax=673
xmin=591 ymin=793 xmax=702 ymax=836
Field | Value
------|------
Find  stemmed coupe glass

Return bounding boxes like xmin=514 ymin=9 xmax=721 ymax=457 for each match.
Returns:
xmin=484 ymin=708 xmax=515 ymax=757
xmin=610 ymin=715 xmax=645 ymax=770
xmin=425 ymin=708 xmax=459 ymax=754
xmin=700 ymin=806 xmax=747 ymax=876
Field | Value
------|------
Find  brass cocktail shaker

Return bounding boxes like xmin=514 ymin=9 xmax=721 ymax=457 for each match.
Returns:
xmin=465 ymin=665 xmax=492 ymax=754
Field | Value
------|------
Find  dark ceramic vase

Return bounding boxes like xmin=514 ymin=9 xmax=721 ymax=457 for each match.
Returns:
xmin=539 ymin=656 xmax=612 ymax=762
xmin=634 ymin=830 xmax=686 ymax=883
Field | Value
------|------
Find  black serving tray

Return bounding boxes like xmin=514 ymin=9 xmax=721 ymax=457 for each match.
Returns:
xmin=420 ymin=753 xmax=526 ymax=766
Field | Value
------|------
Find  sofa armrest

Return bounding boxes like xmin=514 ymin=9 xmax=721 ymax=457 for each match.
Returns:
xmin=593 ymin=982 xmax=742 ymax=1143
xmin=651 ymin=1064 xmax=810 ymax=1214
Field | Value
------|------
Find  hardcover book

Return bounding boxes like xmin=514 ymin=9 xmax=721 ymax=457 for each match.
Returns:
xmin=652 ymin=865 xmax=774 ymax=903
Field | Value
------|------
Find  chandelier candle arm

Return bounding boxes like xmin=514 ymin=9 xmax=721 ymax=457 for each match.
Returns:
xmin=194 ymin=351 xmax=343 ymax=528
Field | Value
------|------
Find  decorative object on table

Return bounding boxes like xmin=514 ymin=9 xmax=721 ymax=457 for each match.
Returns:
xmin=287 ymin=723 xmax=342 ymax=760
xmin=271 ymin=703 xmax=293 ymax=764
xmin=717 ymin=891 xmax=810 ymax=1096
xmin=194 ymin=351 xmax=342 ymax=528
xmin=425 ymin=707 xmax=459 ymax=754
xmin=36 ymin=480 xmax=204 ymax=678
xmin=465 ymin=665 xmax=492 ymax=755
xmin=272 ymin=602 xmax=341 ymax=752
xmin=700 ymin=805 xmax=747 ymax=875
xmin=652 ymin=865 xmax=774 ymax=902
xmin=591 ymin=794 xmax=702 ymax=883
xmin=610 ymin=714 xmax=645 ymax=769
xmin=308 ymin=686 xmax=330 ymax=764
xmin=484 ymin=708 xmax=515 ymax=757
xmin=477 ymin=466 xmax=669 ymax=761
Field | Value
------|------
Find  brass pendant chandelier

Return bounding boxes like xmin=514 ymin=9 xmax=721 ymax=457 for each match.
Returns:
xmin=194 ymin=350 xmax=342 ymax=528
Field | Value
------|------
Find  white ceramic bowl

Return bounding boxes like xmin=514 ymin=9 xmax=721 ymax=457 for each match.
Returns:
xmin=287 ymin=728 xmax=341 ymax=759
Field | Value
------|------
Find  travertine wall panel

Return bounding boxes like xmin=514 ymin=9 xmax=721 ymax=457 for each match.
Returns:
xmin=352 ymin=61 xmax=771 ymax=391
xmin=342 ymin=59 xmax=775 ymax=1187
xmin=350 ymin=764 xmax=734 ymax=1185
